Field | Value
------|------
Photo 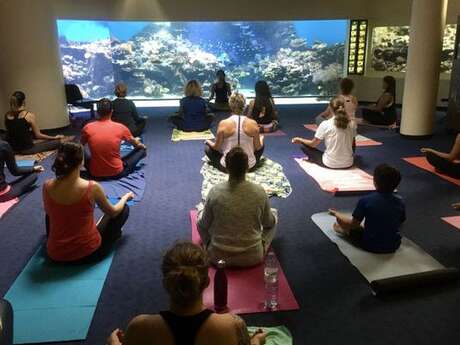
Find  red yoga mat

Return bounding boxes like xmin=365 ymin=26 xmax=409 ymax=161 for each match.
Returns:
xmin=189 ymin=210 xmax=300 ymax=314
xmin=263 ymin=130 xmax=287 ymax=137
xmin=303 ymin=124 xmax=382 ymax=147
xmin=442 ymin=216 xmax=460 ymax=230
xmin=403 ymin=156 xmax=460 ymax=187
xmin=0 ymin=198 xmax=19 ymax=219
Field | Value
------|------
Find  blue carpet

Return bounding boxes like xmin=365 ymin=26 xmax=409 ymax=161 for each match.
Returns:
xmin=0 ymin=105 xmax=459 ymax=344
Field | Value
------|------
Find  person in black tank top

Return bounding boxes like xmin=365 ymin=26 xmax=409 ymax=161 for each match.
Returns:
xmin=208 ymin=70 xmax=232 ymax=112
xmin=245 ymin=81 xmax=279 ymax=133
xmin=107 ymin=242 xmax=267 ymax=345
xmin=5 ymin=91 xmax=64 ymax=154
xmin=361 ymin=76 xmax=398 ymax=126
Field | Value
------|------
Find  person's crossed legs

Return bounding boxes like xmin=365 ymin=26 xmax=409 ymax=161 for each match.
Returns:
xmin=0 ymin=173 xmax=38 ymax=202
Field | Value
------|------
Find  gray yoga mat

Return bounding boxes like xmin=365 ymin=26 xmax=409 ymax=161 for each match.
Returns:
xmin=311 ymin=212 xmax=444 ymax=282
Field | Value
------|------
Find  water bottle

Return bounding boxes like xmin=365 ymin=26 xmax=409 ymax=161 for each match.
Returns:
xmin=214 ymin=259 xmax=228 ymax=313
xmin=264 ymin=251 xmax=279 ymax=310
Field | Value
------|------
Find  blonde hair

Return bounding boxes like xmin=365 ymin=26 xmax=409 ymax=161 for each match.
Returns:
xmin=115 ymin=82 xmax=128 ymax=98
xmin=229 ymin=91 xmax=246 ymax=115
xmin=162 ymin=242 xmax=210 ymax=307
xmin=329 ymin=96 xmax=345 ymax=113
xmin=184 ymin=80 xmax=203 ymax=97
xmin=334 ymin=109 xmax=350 ymax=129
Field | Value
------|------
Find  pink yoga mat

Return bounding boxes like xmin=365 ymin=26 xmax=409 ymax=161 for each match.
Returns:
xmin=294 ymin=157 xmax=376 ymax=194
xmin=403 ymin=156 xmax=460 ymax=187
xmin=263 ymin=130 xmax=286 ymax=137
xmin=442 ymin=216 xmax=460 ymax=230
xmin=0 ymin=198 xmax=19 ymax=219
xmin=189 ymin=210 xmax=300 ymax=314
xmin=303 ymin=124 xmax=382 ymax=146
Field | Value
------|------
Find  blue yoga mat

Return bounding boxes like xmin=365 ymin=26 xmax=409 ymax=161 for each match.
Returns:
xmin=16 ymin=160 xmax=35 ymax=168
xmin=99 ymin=169 xmax=145 ymax=203
xmin=4 ymin=246 xmax=114 ymax=344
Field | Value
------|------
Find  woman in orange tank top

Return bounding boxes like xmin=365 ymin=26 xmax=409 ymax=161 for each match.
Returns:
xmin=43 ymin=142 xmax=132 ymax=263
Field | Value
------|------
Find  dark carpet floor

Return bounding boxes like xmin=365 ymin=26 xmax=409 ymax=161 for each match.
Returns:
xmin=1 ymin=105 xmax=460 ymax=345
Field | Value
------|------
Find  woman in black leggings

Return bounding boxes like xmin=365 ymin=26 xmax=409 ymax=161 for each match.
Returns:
xmin=4 ymin=91 xmax=64 ymax=154
xmin=421 ymin=134 xmax=460 ymax=178
xmin=0 ymin=139 xmax=43 ymax=202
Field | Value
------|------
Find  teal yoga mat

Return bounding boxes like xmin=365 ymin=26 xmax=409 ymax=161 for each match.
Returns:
xmin=4 ymin=246 xmax=114 ymax=344
xmin=16 ymin=160 xmax=35 ymax=168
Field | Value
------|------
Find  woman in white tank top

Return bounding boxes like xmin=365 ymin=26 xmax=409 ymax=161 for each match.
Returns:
xmin=205 ymin=92 xmax=264 ymax=172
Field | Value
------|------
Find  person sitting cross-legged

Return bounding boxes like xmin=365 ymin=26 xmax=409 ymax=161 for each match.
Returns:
xmin=421 ymin=133 xmax=460 ymax=179
xmin=0 ymin=138 xmax=44 ymax=202
xmin=198 ymin=147 xmax=278 ymax=267
xmin=292 ymin=103 xmax=356 ymax=169
xmin=169 ymin=80 xmax=214 ymax=132
xmin=81 ymin=98 xmax=146 ymax=180
xmin=205 ymin=92 xmax=264 ymax=172
xmin=107 ymin=241 xmax=267 ymax=345
xmin=329 ymin=164 xmax=405 ymax=254
xmin=44 ymin=142 xmax=132 ymax=263
xmin=112 ymin=82 xmax=146 ymax=137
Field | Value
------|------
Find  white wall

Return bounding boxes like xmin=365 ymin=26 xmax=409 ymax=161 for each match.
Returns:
xmin=1 ymin=0 xmax=460 ymax=129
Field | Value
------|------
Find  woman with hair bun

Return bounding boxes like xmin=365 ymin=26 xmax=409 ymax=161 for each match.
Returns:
xmin=107 ymin=241 xmax=267 ymax=345
xmin=292 ymin=97 xmax=356 ymax=169
xmin=43 ymin=142 xmax=132 ymax=263
xmin=4 ymin=91 xmax=64 ymax=154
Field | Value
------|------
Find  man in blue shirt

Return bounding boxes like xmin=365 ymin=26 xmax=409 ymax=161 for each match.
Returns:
xmin=329 ymin=164 xmax=406 ymax=253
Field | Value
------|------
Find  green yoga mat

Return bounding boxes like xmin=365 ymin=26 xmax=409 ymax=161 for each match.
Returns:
xmin=247 ymin=326 xmax=293 ymax=345
xmin=4 ymin=246 xmax=114 ymax=344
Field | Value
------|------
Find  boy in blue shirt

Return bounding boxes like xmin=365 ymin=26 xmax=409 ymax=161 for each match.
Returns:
xmin=329 ymin=164 xmax=406 ymax=253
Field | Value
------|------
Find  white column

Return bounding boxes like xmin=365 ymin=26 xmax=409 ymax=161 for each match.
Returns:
xmin=400 ymin=0 xmax=448 ymax=136
xmin=0 ymin=0 xmax=69 ymax=130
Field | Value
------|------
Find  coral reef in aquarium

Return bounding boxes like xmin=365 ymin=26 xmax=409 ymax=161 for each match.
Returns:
xmin=371 ymin=25 xmax=456 ymax=73
xmin=57 ymin=21 xmax=347 ymax=99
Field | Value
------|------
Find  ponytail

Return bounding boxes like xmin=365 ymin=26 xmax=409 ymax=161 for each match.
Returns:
xmin=334 ymin=109 xmax=350 ymax=129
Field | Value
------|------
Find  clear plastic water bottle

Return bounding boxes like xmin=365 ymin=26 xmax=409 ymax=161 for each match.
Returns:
xmin=264 ymin=251 xmax=279 ymax=310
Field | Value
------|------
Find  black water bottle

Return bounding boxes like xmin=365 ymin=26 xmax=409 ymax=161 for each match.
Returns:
xmin=214 ymin=259 xmax=228 ymax=313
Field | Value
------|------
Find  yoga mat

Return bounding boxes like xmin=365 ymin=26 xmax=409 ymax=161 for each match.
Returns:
xmin=311 ymin=212 xmax=444 ymax=282
xmin=4 ymin=246 xmax=114 ymax=344
xmin=200 ymin=157 xmax=292 ymax=204
xmin=294 ymin=158 xmax=375 ymax=195
xmin=0 ymin=198 xmax=19 ymax=219
xmin=404 ymin=156 xmax=460 ymax=187
xmin=263 ymin=130 xmax=286 ymax=137
xmin=15 ymin=136 xmax=75 ymax=162
xmin=190 ymin=210 xmax=299 ymax=314
xmin=303 ymin=124 xmax=382 ymax=146
xmin=171 ymin=129 xmax=215 ymax=142
xmin=107 ymin=196 xmax=134 ymax=206
xmin=441 ymin=215 xmax=460 ymax=230
xmin=247 ymin=326 xmax=293 ymax=345
xmin=99 ymin=170 xmax=145 ymax=203
xmin=16 ymin=160 xmax=35 ymax=168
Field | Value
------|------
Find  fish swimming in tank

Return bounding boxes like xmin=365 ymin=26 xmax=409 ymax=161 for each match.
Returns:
xmin=57 ymin=20 xmax=348 ymax=99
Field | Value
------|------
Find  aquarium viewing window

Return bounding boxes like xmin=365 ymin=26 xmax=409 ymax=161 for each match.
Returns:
xmin=371 ymin=24 xmax=457 ymax=73
xmin=56 ymin=20 xmax=348 ymax=100
xmin=347 ymin=19 xmax=368 ymax=75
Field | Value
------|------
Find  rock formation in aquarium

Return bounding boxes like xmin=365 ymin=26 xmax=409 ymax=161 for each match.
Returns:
xmin=58 ymin=22 xmax=346 ymax=99
xmin=371 ymin=25 xmax=456 ymax=74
